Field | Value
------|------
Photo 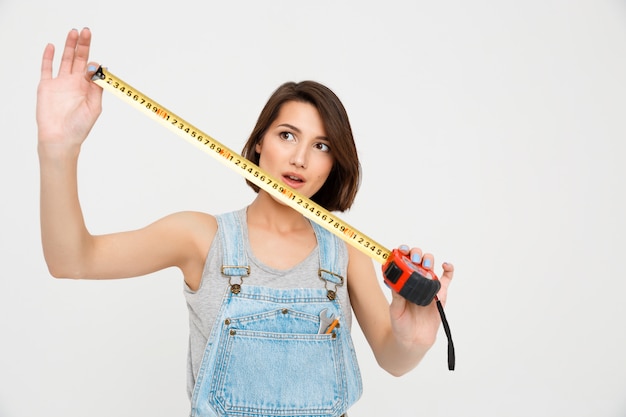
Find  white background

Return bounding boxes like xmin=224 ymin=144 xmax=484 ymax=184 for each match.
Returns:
xmin=1 ymin=1 xmax=625 ymax=416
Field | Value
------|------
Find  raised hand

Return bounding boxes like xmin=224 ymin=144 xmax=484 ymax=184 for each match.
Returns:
xmin=36 ymin=28 xmax=102 ymax=148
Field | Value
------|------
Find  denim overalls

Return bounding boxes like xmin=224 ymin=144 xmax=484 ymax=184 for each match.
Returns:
xmin=189 ymin=212 xmax=363 ymax=417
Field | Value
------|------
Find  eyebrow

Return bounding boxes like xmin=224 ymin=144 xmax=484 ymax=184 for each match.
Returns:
xmin=277 ymin=123 xmax=330 ymax=142
xmin=277 ymin=123 xmax=301 ymax=133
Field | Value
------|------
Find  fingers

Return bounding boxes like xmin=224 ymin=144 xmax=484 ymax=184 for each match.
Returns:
xmin=441 ymin=261 xmax=454 ymax=274
xmin=73 ymin=28 xmax=92 ymax=73
xmin=58 ymin=27 xmax=91 ymax=76
xmin=440 ymin=261 xmax=454 ymax=285
xmin=398 ymin=244 xmax=434 ymax=272
xmin=40 ymin=43 xmax=55 ymax=81
xmin=86 ymin=61 xmax=100 ymax=81
xmin=436 ymin=261 xmax=454 ymax=306
xmin=395 ymin=244 xmax=454 ymax=308
xmin=58 ymin=29 xmax=79 ymax=75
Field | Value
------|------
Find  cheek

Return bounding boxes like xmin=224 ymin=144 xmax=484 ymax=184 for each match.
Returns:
xmin=255 ymin=140 xmax=273 ymax=167
xmin=317 ymin=158 xmax=335 ymax=181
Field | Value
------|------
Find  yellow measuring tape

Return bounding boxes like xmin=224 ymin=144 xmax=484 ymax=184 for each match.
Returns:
xmin=92 ymin=67 xmax=391 ymax=265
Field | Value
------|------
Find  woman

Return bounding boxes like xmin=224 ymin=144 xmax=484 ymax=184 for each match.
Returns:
xmin=37 ymin=28 xmax=454 ymax=417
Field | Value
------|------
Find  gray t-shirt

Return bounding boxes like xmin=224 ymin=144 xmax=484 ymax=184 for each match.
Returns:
xmin=183 ymin=208 xmax=353 ymax=398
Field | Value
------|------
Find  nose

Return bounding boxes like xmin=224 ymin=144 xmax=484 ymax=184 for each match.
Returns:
xmin=290 ymin=144 xmax=308 ymax=168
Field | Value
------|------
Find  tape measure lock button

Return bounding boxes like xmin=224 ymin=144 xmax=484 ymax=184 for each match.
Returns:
xmin=382 ymin=261 xmax=403 ymax=284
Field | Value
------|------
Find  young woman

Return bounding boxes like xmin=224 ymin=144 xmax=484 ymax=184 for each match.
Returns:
xmin=37 ymin=28 xmax=454 ymax=417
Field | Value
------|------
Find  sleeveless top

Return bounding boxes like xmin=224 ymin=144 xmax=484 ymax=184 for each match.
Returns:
xmin=183 ymin=207 xmax=355 ymax=399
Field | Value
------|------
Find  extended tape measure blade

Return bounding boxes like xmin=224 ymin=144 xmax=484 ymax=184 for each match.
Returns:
xmin=91 ymin=66 xmax=391 ymax=265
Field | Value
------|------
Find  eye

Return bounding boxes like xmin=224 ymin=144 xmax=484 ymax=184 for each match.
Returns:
xmin=315 ymin=142 xmax=331 ymax=153
xmin=279 ymin=131 xmax=295 ymax=141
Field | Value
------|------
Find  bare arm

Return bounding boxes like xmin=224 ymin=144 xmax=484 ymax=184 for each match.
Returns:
xmin=347 ymin=244 xmax=454 ymax=376
xmin=37 ymin=28 xmax=104 ymax=277
xmin=37 ymin=28 xmax=213 ymax=286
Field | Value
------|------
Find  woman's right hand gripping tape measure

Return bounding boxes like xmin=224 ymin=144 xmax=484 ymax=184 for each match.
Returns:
xmin=383 ymin=249 xmax=455 ymax=370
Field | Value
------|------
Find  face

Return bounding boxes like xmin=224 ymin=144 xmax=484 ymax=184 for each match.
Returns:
xmin=255 ymin=101 xmax=334 ymax=199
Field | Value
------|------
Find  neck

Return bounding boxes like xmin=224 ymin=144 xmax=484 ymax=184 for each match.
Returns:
xmin=247 ymin=192 xmax=310 ymax=233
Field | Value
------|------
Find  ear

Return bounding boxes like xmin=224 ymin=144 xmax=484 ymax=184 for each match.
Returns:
xmin=255 ymin=139 xmax=263 ymax=154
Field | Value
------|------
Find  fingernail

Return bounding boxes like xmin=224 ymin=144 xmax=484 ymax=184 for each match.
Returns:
xmin=411 ymin=253 xmax=421 ymax=263
xmin=422 ymin=258 xmax=432 ymax=268
xmin=399 ymin=245 xmax=409 ymax=252
xmin=87 ymin=65 xmax=97 ymax=72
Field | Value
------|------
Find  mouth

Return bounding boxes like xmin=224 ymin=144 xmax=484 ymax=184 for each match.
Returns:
xmin=282 ymin=173 xmax=305 ymax=186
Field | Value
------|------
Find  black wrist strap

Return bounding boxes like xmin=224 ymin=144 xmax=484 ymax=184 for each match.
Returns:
xmin=436 ymin=299 xmax=455 ymax=371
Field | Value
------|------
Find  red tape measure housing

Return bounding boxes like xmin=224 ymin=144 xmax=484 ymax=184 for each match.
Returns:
xmin=382 ymin=249 xmax=441 ymax=306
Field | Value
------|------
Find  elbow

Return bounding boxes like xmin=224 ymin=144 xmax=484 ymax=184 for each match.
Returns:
xmin=385 ymin=368 xmax=410 ymax=378
xmin=375 ymin=341 xmax=433 ymax=377
xmin=45 ymin=260 xmax=85 ymax=280
xmin=47 ymin=267 xmax=82 ymax=280
xmin=379 ymin=359 xmax=418 ymax=378
xmin=42 ymin=246 xmax=90 ymax=279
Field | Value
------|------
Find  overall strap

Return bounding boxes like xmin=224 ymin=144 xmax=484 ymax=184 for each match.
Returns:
xmin=310 ymin=221 xmax=345 ymax=299
xmin=216 ymin=211 xmax=250 ymax=278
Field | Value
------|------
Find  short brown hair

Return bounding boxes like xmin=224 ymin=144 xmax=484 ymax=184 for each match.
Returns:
xmin=242 ymin=81 xmax=361 ymax=212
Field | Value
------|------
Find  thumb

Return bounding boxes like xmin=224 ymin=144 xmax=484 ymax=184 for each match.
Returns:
xmin=436 ymin=262 xmax=455 ymax=306
xmin=389 ymin=289 xmax=408 ymax=317
xmin=86 ymin=62 xmax=101 ymax=81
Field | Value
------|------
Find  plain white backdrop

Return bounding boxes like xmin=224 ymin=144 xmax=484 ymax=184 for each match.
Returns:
xmin=1 ymin=1 xmax=625 ymax=416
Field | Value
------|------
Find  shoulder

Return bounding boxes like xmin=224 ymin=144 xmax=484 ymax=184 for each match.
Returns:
xmin=161 ymin=210 xmax=217 ymax=250
xmin=346 ymin=244 xmax=383 ymax=305
xmin=346 ymin=244 xmax=376 ymax=278
xmin=158 ymin=210 xmax=216 ymax=233
xmin=165 ymin=210 xmax=217 ymax=229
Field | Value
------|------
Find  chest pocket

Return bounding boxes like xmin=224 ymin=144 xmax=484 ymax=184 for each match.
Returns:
xmin=209 ymin=291 xmax=348 ymax=416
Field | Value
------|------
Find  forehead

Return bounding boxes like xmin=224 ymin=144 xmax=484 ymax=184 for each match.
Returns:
xmin=273 ymin=101 xmax=327 ymax=137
